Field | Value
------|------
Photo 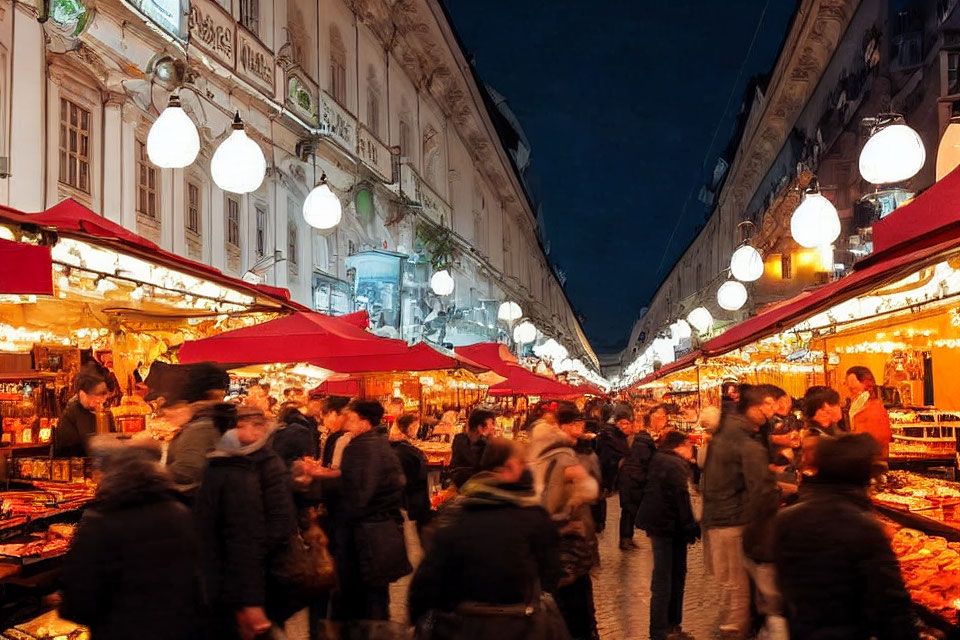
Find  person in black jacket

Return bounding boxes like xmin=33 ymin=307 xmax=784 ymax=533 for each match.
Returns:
xmin=55 ymin=365 xmax=113 ymax=457
xmin=334 ymin=400 xmax=409 ymax=622
xmin=449 ymin=409 xmax=495 ymax=488
xmin=408 ymin=438 xmax=566 ymax=640
xmin=774 ymin=434 xmax=918 ymax=640
xmin=391 ymin=413 xmax=431 ymax=536
xmin=272 ymin=405 xmax=319 ymax=467
xmin=59 ymin=436 xmax=202 ymax=640
xmin=636 ymin=430 xmax=698 ymax=640
xmin=618 ymin=405 xmax=664 ymax=550
xmin=596 ymin=404 xmax=634 ymax=549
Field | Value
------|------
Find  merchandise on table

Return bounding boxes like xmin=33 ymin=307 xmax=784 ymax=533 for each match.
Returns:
xmin=1 ymin=609 xmax=88 ymax=640
xmin=887 ymin=409 xmax=959 ymax=461
xmin=0 ymin=523 xmax=75 ymax=560
xmin=873 ymin=471 xmax=960 ymax=532
xmin=885 ymin=522 xmax=960 ymax=624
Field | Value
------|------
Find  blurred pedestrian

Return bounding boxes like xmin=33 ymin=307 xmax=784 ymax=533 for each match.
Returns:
xmin=720 ymin=381 xmax=740 ymax=418
xmin=597 ymin=404 xmax=633 ymax=547
xmin=528 ymin=403 xmax=600 ymax=640
xmin=392 ymin=412 xmax=432 ymax=537
xmin=319 ymin=395 xmax=352 ymax=468
xmin=635 ymin=430 xmax=699 ymax=640
xmin=449 ymin=409 xmax=495 ymax=488
xmin=701 ymin=384 xmax=779 ymax=639
xmin=333 ymin=400 xmax=410 ymax=622
xmin=845 ymin=366 xmax=892 ymax=460
xmin=271 ymin=404 xmax=318 ymax=467
xmin=774 ymin=433 xmax=917 ymax=640
xmin=799 ymin=386 xmax=844 ymax=477
xmin=409 ymin=438 xmax=570 ymax=640
xmin=618 ymin=405 xmax=664 ymax=550
xmin=59 ymin=437 xmax=202 ymax=640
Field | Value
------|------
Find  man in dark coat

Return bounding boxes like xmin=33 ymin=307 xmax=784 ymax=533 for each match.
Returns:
xmin=272 ymin=405 xmax=320 ymax=466
xmin=701 ymin=384 xmax=778 ymax=639
xmin=636 ymin=430 xmax=699 ymax=640
xmin=391 ymin=413 xmax=431 ymax=535
xmin=55 ymin=365 xmax=112 ymax=457
xmin=449 ymin=409 xmax=495 ymax=488
xmin=774 ymin=434 xmax=918 ymax=640
xmin=409 ymin=438 xmax=566 ymax=640
xmin=596 ymin=404 xmax=634 ymax=549
xmin=59 ymin=437 xmax=202 ymax=640
xmin=618 ymin=404 xmax=665 ymax=550
xmin=334 ymin=400 xmax=409 ymax=622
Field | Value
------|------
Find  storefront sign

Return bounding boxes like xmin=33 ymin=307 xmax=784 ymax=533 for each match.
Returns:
xmin=237 ymin=28 xmax=275 ymax=95
xmin=188 ymin=0 xmax=234 ymax=67
xmin=357 ymin=125 xmax=392 ymax=182
xmin=319 ymin=93 xmax=355 ymax=152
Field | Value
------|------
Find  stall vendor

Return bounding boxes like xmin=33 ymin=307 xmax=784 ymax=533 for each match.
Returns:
xmin=55 ymin=365 xmax=113 ymax=457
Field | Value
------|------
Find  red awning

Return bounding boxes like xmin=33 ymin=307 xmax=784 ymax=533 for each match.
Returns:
xmin=178 ymin=311 xmax=411 ymax=367
xmin=314 ymin=378 xmax=362 ymax=397
xmin=487 ymin=364 xmax=581 ymax=397
xmin=339 ymin=310 xmax=370 ymax=329
xmin=454 ymin=343 xmax=519 ymax=376
xmin=631 ymin=350 xmax=701 ymax=388
xmin=309 ymin=342 xmax=486 ymax=374
xmin=702 ymin=235 xmax=960 ymax=357
xmin=0 ymin=238 xmax=53 ymax=295
xmin=0 ymin=199 xmax=300 ymax=310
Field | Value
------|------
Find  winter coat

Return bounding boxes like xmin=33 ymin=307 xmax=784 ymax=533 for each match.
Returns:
xmin=59 ymin=460 xmax=202 ymax=640
xmin=391 ymin=438 xmax=431 ymax=525
xmin=701 ymin=412 xmax=778 ymax=529
xmin=618 ymin=430 xmax=657 ymax=506
xmin=408 ymin=471 xmax=561 ymax=638
xmin=321 ymin=429 xmax=346 ymax=467
xmin=55 ymin=396 xmax=110 ymax=457
xmin=596 ymin=424 xmax=629 ymax=492
xmin=193 ymin=438 xmax=267 ymax=611
xmin=849 ymin=394 xmax=892 ymax=459
xmin=166 ymin=405 xmax=223 ymax=499
xmin=270 ymin=412 xmax=319 ymax=467
xmin=635 ymin=450 xmax=697 ymax=540
xmin=339 ymin=428 xmax=406 ymax=525
xmin=773 ymin=482 xmax=918 ymax=640
xmin=527 ymin=422 xmax=599 ymax=581
xmin=449 ymin=432 xmax=487 ymax=488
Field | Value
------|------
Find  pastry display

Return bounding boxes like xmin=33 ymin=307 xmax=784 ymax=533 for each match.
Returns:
xmin=1 ymin=609 xmax=88 ymax=640
xmin=873 ymin=472 xmax=960 ymax=532
xmin=887 ymin=524 xmax=960 ymax=623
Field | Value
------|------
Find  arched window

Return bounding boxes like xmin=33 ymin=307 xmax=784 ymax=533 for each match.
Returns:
xmin=422 ymin=126 xmax=441 ymax=188
xmin=329 ymin=25 xmax=347 ymax=105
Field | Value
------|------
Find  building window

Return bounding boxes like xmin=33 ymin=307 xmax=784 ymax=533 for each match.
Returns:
xmin=329 ymin=25 xmax=347 ymax=105
xmin=58 ymin=97 xmax=91 ymax=193
xmin=949 ymin=52 xmax=960 ymax=96
xmin=366 ymin=68 xmax=381 ymax=137
xmin=136 ymin=140 xmax=158 ymax=218
xmin=255 ymin=205 xmax=267 ymax=257
xmin=186 ymin=181 xmax=201 ymax=233
xmin=226 ymin=197 xmax=241 ymax=248
xmin=239 ymin=0 xmax=258 ymax=35
xmin=399 ymin=117 xmax=412 ymax=160
xmin=782 ymin=253 xmax=793 ymax=280
xmin=288 ymin=222 xmax=298 ymax=267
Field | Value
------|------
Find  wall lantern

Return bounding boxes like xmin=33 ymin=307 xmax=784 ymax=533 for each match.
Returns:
xmin=790 ymin=187 xmax=840 ymax=249
xmin=936 ymin=116 xmax=960 ymax=181
xmin=513 ymin=320 xmax=537 ymax=344
xmin=686 ymin=306 xmax=713 ymax=333
xmin=211 ymin=112 xmax=266 ymax=194
xmin=303 ymin=174 xmax=343 ymax=230
xmin=430 ymin=269 xmax=455 ymax=296
xmin=147 ymin=95 xmax=199 ymax=169
xmin=717 ymin=280 xmax=748 ymax=311
xmin=859 ymin=116 xmax=925 ymax=185
xmin=730 ymin=244 xmax=764 ymax=282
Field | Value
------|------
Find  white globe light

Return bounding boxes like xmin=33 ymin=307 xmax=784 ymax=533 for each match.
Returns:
xmin=555 ymin=342 xmax=569 ymax=362
xmin=671 ymin=319 xmax=692 ymax=340
xmin=730 ymin=245 xmax=764 ymax=282
xmin=686 ymin=307 xmax=713 ymax=334
xmin=514 ymin=320 xmax=537 ymax=344
xmin=936 ymin=119 xmax=960 ymax=181
xmin=430 ymin=269 xmax=455 ymax=296
xmin=303 ymin=182 xmax=342 ymax=230
xmin=652 ymin=337 xmax=676 ymax=364
xmin=211 ymin=113 xmax=266 ymax=194
xmin=717 ymin=280 xmax=748 ymax=311
xmin=147 ymin=96 xmax=199 ymax=169
xmin=791 ymin=192 xmax=841 ymax=248
xmin=497 ymin=301 xmax=523 ymax=322
xmin=859 ymin=123 xmax=926 ymax=185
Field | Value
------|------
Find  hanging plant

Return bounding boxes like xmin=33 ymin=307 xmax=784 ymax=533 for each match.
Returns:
xmin=416 ymin=222 xmax=458 ymax=269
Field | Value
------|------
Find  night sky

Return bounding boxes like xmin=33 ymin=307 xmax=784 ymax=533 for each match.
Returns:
xmin=443 ymin=1 xmax=798 ymax=353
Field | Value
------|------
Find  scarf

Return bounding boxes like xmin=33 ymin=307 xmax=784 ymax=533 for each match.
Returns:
xmin=459 ymin=472 xmax=539 ymax=508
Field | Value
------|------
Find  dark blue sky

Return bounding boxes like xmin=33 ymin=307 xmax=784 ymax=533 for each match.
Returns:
xmin=444 ymin=0 xmax=798 ymax=353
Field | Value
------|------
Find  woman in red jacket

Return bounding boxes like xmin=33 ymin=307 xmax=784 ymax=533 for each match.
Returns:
xmin=845 ymin=366 xmax=892 ymax=460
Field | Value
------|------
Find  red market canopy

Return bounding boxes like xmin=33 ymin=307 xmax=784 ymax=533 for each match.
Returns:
xmin=0 ymin=199 xmax=301 ymax=310
xmin=487 ymin=364 xmax=581 ymax=398
xmin=178 ymin=311 xmax=411 ymax=367
xmin=454 ymin=343 xmax=519 ymax=376
xmin=308 ymin=342 xmax=487 ymax=374
xmin=339 ymin=310 xmax=371 ymax=329
xmin=0 ymin=238 xmax=53 ymax=295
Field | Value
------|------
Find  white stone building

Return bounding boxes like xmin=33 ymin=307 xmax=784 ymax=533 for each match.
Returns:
xmin=0 ymin=0 xmax=597 ymax=365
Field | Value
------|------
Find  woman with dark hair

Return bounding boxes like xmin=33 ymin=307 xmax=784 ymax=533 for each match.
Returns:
xmin=845 ymin=366 xmax=892 ymax=460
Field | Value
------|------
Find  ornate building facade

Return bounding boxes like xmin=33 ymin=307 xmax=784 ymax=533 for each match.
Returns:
xmin=0 ymin=0 xmax=597 ymax=365
xmin=614 ymin=0 xmax=958 ymax=382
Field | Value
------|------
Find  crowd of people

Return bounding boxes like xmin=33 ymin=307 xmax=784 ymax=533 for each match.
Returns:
xmin=51 ymin=361 xmax=919 ymax=640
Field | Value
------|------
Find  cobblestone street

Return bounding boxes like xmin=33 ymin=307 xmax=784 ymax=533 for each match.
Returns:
xmin=391 ymin=494 xmax=721 ymax=640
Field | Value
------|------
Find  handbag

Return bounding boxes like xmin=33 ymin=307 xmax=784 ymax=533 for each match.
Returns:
xmin=354 ymin=518 xmax=412 ymax=586
xmin=271 ymin=511 xmax=338 ymax=596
